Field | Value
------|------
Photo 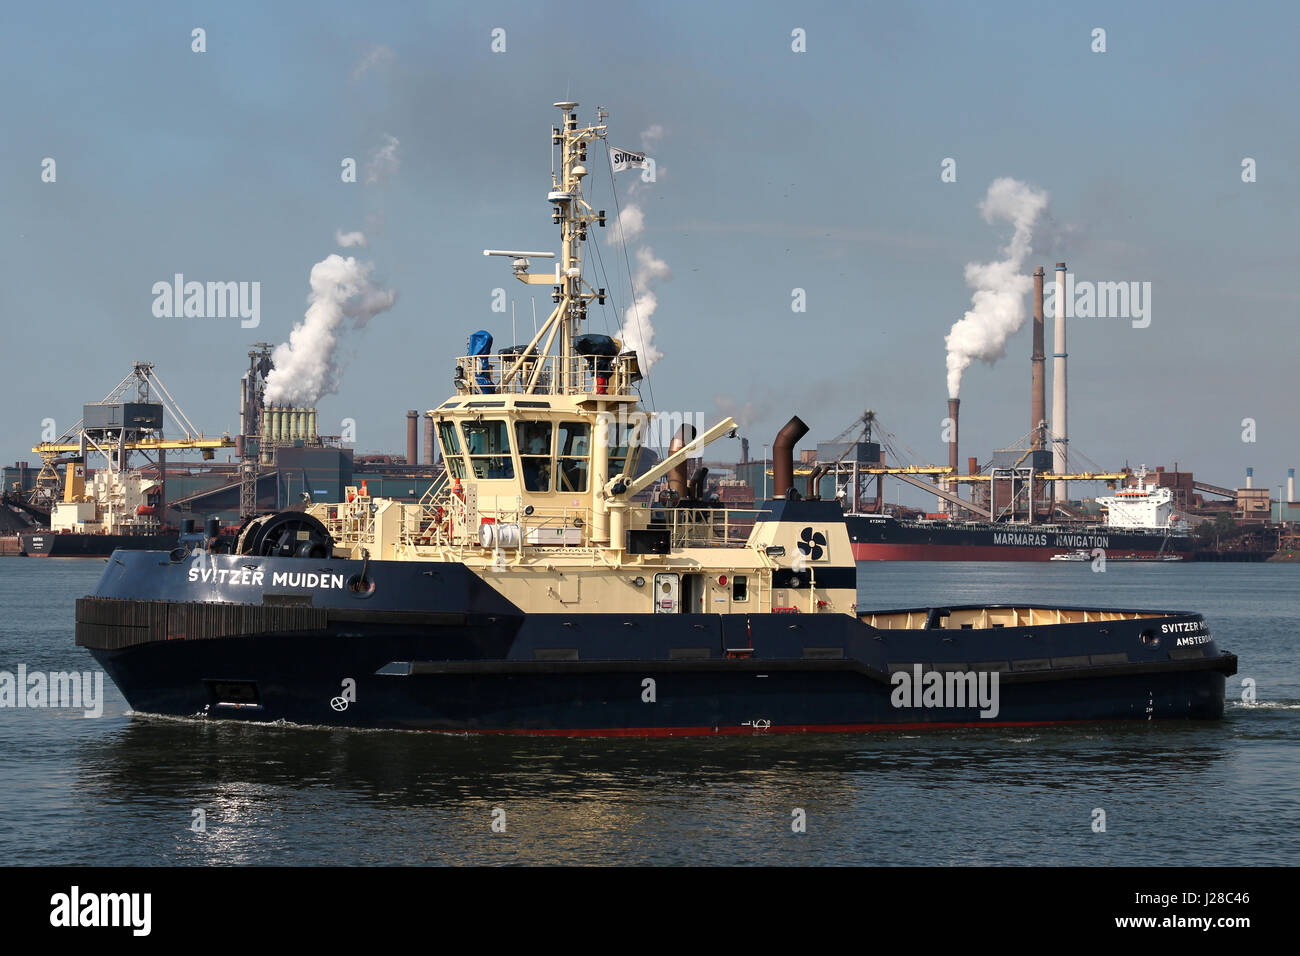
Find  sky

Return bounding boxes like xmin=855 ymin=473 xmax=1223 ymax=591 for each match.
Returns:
xmin=2 ymin=0 xmax=1297 ymax=504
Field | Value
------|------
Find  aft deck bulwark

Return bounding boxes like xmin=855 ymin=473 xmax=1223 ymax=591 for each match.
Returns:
xmin=860 ymin=606 xmax=1176 ymax=630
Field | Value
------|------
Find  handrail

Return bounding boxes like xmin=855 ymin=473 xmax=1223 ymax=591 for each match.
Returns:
xmin=658 ymin=505 xmax=769 ymax=548
xmin=453 ymin=351 xmax=639 ymax=397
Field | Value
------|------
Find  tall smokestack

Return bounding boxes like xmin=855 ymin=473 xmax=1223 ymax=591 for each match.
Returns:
xmin=1031 ymin=266 xmax=1046 ymax=450
xmin=947 ymin=397 xmax=960 ymax=511
xmin=1051 ymin=262 xmax=1068 ymax=500
xmin=1289 ymin=468 xmax=1295 ymax=503
xmin=947 ymin=399 xmax=960 ymax=473
xmin=423 ymin=413 xmax=435 ymax=465
xmin=406 ymin=410 xmax=418 ymax=465
xmin=1245 ymin=467 xmax=1253 ymax=489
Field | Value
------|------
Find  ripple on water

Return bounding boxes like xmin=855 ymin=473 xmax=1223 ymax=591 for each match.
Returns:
xmin=0 ymin=559 xmax=1297 ymax=864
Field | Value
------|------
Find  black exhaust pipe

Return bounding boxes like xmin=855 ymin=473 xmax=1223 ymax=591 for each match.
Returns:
xmin=667 ymin=423 xmax=697 ymax=498
xmin=772 ymin=416 xmax=809 ymax=499
xmin=689 ymin=466 xmax=709 ymax=501
xmin=806 ymin=463 xmax=828 ymax=500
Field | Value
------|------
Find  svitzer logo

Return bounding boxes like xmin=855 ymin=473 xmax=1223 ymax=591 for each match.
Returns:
xmin=797 ymin=527 xmax=827 ymax=561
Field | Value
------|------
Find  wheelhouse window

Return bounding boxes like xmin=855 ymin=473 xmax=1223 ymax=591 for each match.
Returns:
xmin=556 ymin=421 xmax=589 ymax=493
xmin=516 ymin=420 xmax=553 ymax=492
xmin=606 ymin=422 xmax=640 ymax=481
xmin=437 ymin=420 xmax=466 ymax=479
xmin=461 ymin=419 xmax=515 ymax=480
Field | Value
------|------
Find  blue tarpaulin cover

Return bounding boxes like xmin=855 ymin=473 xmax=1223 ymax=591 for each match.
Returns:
xmin=468 ymin=331 xmax=494 ymax=391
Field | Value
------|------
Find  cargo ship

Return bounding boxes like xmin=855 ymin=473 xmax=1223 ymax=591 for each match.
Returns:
xmin=20 ymin=466 xmax=174 ymax=558
xmin=74 ymin=101 xmax=1234 ymax=733
xmin=21 ymin=530 xmax=178 ymax=558
xmin=849 ymin=468 xmax=1193 ymax=561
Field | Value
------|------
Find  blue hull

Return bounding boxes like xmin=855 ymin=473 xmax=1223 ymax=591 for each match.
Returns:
xmin=76 ymin=551 xmax=1236 ymax=734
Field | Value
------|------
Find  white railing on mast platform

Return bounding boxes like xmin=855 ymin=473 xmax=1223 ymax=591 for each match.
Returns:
xmin=455 ymin=351 xmax=640 ymax=398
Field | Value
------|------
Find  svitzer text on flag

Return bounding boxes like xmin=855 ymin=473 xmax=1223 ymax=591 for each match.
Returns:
xmin=611 ymin=147 xmax=647 ymax=172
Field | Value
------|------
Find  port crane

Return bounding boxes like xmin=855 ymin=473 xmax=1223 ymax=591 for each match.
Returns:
xmin=809 ymin=411 xmax=1134 ymax=519
xmin=28 ymin=361 xmax=234 ymax=510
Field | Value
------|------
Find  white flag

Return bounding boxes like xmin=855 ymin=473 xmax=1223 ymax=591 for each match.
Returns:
xmin=610 ymin=147 xmax=648 ymax=173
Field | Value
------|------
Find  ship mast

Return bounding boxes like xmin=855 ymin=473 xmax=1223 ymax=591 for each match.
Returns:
xmin=488 ymin=101 xmax=608 ymax=395
xmin=552 ymin=101 xmax=608 ymax=392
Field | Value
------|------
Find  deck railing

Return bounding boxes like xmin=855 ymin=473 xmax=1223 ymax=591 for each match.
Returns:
xmin=455 ymin=351 xmax=640 ymax=398
xmin=659 ymin=506 xmax=765 ymax=548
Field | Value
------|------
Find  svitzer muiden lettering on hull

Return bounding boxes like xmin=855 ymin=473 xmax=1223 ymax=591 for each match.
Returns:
xmin=73 ymin=101 xmax=1235 ymax=734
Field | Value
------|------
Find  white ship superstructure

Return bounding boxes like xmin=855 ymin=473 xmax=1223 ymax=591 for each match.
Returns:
xmin=51 ymin=465 xmax=160 ymax=535
xmin=1096 ymin=467 xmax=1176 ymax=530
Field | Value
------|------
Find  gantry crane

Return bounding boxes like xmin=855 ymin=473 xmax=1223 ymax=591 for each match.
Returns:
xmin=29 ymin=361 xmax=234 ymax=511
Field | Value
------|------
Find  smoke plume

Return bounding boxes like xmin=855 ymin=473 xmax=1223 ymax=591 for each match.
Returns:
xmin=611 ymin=126 xmax=668 ymax=373
xmin=264 ymin=235 xmax=398 ymax=406
xmin=944 ymin=177 xmax=1049 ymax=398
xmin=610 ymin=205 xmax=644 ymax=247
xmin=350 ymin=44 xmax=395 ymax=81
xmin=365 ymin=134 xmax=401 ymax=184
xmin=619 ymin=247 xmax=668 ymax=369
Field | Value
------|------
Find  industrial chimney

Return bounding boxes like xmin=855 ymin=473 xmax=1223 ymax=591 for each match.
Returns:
xmin=1051 ymin=262 xmax=1069 ymax=500
xmin=1289 ymin=468 xmax=1295 ymax=503
xmin=1031 ymin=266 xmax=1046 ymax=450
xmin=423 ymin=412 xmax=435 ymax=466
xmin=1245 ymin=467 xmax=1253 ymax=489
xmin=947 ymin=397 xmax=960 ymax=511
xmin=406 ymin=410 xmax=419 ymax=465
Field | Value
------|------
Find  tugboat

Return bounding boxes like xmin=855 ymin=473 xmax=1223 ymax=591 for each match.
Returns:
xmin=75 ymin=102 xmax=1236 ymax=733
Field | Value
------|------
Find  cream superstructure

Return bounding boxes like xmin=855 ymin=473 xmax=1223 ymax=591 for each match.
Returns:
xmin=305 ymin=103 xmax=854 ymax=617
